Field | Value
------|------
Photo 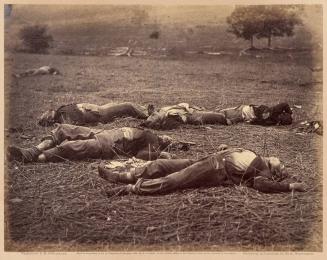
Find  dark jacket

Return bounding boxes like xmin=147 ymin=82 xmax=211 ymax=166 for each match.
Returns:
xmin=251 ymin=103 xmax=292 ymax=126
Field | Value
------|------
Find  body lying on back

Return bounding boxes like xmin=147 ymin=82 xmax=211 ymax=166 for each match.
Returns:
xmin=13 ymin=66 xmax=61 ymax=78
xmin=7 ymin=124 xmax=174 ymax=163
xmin=38 ymin=102 xmax=149 ymax=126
xmin=220 ymin=103 xmax=293 ymax=126
xmin=141 ymin=103 xmax=227 ymax=129
xmin=142 ymin=102 xmax=293 ymax=129
xmin=98 ymin=144 xmax=304 ymax=196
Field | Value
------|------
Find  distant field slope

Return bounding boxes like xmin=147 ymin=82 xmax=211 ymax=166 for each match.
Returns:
xmin=5 ymin=5 xmax=322 ymax=53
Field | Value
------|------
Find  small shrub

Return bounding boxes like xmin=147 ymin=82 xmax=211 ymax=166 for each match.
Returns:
xmin=19 ymin=25 xmax=53 ymax=53
xmin=149 ymin=31 xmax=160 ymax=39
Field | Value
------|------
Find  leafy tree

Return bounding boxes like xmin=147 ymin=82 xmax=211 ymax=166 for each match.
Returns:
xmin=226 ymin=6 xmax=264 ymax=48
xmin=227 ymin=5 xmax=302 ymax=48
xmin=256 ymin=6 xmax=302 ymax=48
xmin=19 ymin=25 xmax=53 ymax=53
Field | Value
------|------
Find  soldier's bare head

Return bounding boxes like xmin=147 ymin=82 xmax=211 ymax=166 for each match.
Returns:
xmin=217 ymin=144 xmax=229 ymax=151
xmin=266 ymin=156 xmax=288 ymax=181
xmin=158 ymin=135 xmax=173 ymax=148
xmin=38 ymin=110 xmax=56 ymax=126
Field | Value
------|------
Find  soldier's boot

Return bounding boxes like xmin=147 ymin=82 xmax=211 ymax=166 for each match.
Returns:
xmin=7 ymin=146 xmax=41 ymax=163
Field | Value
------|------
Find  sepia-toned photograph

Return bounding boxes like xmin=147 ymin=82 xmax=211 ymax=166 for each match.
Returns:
xmin=3 ymin=1 xmax=323 ymax=253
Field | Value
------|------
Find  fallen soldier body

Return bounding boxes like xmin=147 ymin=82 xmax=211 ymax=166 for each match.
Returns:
xmin=220 ymin=102 xmax=293 ymax=126
xmin=38 ymin=102 xmax=149 ymax=126
xmin=98 ymin=144 xmax=304 ymax=195
xmin=141 ymin=103 xmax=227 ymax=129
xmin=141 ymin=102 xmax=293 ymax=129
xmin=7 ymin=124 xmax=176 ymax=163
xmin=13 ymin=66 xmax=61 ymax=78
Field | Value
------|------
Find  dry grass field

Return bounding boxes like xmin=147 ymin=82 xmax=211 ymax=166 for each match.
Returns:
xmin=4 ymin=5 xmax=323 ymax=252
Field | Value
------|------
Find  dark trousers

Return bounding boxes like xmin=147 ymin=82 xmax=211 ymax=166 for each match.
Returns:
xmin=98 ymin=102 xmax=148 ymax=122
xmin=187 ymin=111 xmax=227 ymax=125
xmin=132 ymin=156 xmax=228 ymax=195
xmin=42 ymin=124 xmax=109 ymax=162
xmin=131 ymin=156 xmax=292 ymax=194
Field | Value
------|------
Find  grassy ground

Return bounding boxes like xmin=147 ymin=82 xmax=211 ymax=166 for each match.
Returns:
xmin=4 ymin=49 xmax=323 ymax=251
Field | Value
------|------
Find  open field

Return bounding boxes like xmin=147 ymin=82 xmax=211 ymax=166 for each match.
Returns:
xmin=4 ymin=49 xmax=323 ymax=251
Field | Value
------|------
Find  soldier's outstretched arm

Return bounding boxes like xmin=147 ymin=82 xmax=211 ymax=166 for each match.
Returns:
xmin=253 ymin=176 xmax=305 ymax=193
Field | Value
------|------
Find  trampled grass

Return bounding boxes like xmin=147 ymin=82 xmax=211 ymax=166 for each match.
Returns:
xmin=4 ymin=47 xmax=323 ymax=251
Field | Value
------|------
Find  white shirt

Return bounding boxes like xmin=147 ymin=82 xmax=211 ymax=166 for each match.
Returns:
xmin=241 ymin=105 xmax=256 ymax=122
xmin=148 ymin=103 xmax=204 ymax=123
xmin=227 ymin=150 xmax=257 ymax=171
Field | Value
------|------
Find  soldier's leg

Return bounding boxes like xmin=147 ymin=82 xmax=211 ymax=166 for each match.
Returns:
xmin=133 ymin=159 xmax=195 ymax=180
xmin=105 ymin=156 xmax=227 ymax=196
xmin=44 ymin=123 xmax=98 ymax=145
xmin=23 ymin=69 xmax=37 ymax=77
xmin=7 ymin=124 xmax=100 ymax=163
xmin=197 ymin=112 xmax=227 ymax=125
xmin=40 ymin=138 xmax=102 ymax=162
xmin=123 ymin=102 xmax=148 ymax=118
xmin=98 ymin=158 xmax=194 ymax=183
xmin=36 ymin=123 xmax=98 ymax=153
xmin=100 ymin=102 xmax=148 ymax=122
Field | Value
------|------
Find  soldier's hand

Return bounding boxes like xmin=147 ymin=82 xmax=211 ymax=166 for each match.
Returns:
xmin=289 ymin=183 xmax=305 ymax=192
xmin=159 ymin=152 xmax=171 ymax=159
xmin=159 ymin=152 xmax=176 ymax=159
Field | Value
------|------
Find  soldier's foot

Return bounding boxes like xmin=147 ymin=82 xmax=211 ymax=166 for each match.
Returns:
xmin=7 ymin=146 xmax=41 ymax=163
xmin=98 ymin=163 xmax=121 ymax=183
